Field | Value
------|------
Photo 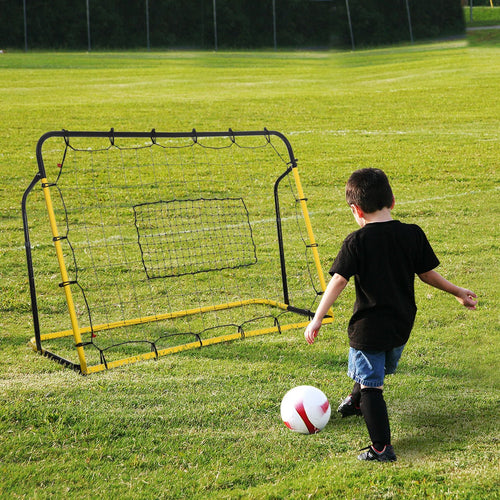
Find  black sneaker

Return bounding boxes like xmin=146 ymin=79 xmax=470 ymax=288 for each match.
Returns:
xmin=357 ymin=445 xmax=397 ymax=462
xmin=337 ymin=395 xmax=362 ymax=417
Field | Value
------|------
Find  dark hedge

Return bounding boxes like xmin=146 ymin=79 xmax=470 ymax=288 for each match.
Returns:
xmin=0 ymin=0 xmax=464 ymax=50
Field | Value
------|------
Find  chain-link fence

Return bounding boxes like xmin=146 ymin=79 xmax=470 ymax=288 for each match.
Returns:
xmin=3 ymin=0 xmax=466 ymax=51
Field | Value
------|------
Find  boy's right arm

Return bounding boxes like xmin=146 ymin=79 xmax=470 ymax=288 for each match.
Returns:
xmin=304 ymin=273 xmax=348 ymax=344
xmin=418 ymin=270 xmax=477 ymax=310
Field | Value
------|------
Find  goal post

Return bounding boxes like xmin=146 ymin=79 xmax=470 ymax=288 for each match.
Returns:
xmin=22 ymin=129 xmax=333 ymax=374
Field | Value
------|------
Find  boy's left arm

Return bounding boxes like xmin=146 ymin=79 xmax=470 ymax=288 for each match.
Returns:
xmin=418 ymin=270 xmax=477 ymax=310
xmin=304 ymin=273 xmax=348 ymax=344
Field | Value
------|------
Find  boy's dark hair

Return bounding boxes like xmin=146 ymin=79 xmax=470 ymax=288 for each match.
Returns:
xmin=345 ymin=168 xmax=394 ymax=214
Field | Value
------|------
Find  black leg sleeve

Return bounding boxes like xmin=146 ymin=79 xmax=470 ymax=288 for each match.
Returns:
xmin=360 ymin=387 xmax=391 ymax=450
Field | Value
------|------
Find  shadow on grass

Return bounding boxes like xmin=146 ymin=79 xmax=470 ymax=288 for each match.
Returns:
xmin=178 ymin=334 xmax=348 ymax=373
xmin=467 ymin=29 xmax=500 ymax=45
xmin=391 ymin=380 xmax=499 ymax=457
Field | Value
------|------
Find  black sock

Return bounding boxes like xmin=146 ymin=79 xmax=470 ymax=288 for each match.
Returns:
xmin=351 ymin=382 xmax=361 ymax=407
xmin=359 ymin=387 xmax=391 ymax=450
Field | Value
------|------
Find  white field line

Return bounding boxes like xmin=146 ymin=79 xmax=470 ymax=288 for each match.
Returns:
xmin=312 ymin=186 xmax=500 ymax=215
xmin=287 ymin=129 xmax=499 ymax=139
xmin=396 ymin=187 xmax=500 ymax=206
xmin=19 ymin=186 xmax=498 ymax=251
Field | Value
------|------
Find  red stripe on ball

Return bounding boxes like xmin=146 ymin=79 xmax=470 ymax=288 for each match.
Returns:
xmin=295 ymin=400 xmax=319 ymax=434
xmin=320 ymin=400 xmax=330 ymax=414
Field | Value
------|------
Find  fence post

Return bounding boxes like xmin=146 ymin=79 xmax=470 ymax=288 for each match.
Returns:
xmin=213 ymin=0 xmax=218 ymax=51
xmin=146 ymin=0 xmax=150 ymax=50
xmin=23 ymin=0 xmax=28 ymax=51
xmin=273 ymin=0 xmax=277 ymax=50
xmin=345 ymin=0 xmax=355 ymax=50
xmin=86 ymin=0 xmax=91 ymax=51
xmin=405 ymin=0 xmax=414 ymax=43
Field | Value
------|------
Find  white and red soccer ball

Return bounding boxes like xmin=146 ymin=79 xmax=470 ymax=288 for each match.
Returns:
xmin=280 ymin=385 xmax=331 ymax=434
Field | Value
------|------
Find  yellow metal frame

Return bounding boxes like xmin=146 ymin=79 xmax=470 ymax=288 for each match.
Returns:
xmin=41 ymin=178 xmax=88 ymax=374
xmin=32 ymin=134 xmax=333 ymax=375
xmin=30 ymin=301 xmax=334 ymax=375
xmin=292 ymin=167 xmax=328 ymax=293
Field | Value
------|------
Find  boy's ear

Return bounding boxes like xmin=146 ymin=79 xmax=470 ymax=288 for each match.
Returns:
xmin=350 ymin=204 xmax=364 ymax=218
xmin=390 ymin=196 xmax=395 ymax=209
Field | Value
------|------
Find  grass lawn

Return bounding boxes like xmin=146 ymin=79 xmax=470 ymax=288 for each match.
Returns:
xmin=0 ymin=33 xmax=499 ymax=499
xmin=464 ymin=6 xmax=500 ymax=27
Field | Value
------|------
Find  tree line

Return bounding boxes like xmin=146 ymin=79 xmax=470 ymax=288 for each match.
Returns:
xmin=0 ymin=0 xmax=465 ymax=50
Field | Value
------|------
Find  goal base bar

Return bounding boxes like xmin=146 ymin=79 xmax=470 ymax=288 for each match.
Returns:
xmin=30 ymin=305 xmax=334 ymax=375
xmin=37 ymin=298 xmax=314 ymax=340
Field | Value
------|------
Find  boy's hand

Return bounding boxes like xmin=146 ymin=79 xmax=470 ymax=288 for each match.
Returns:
xmin=304 ymin=318 xmax=322 ymax=344
xmin=418 ymin=270 xmax=477 ymax=311
xmin=455 ymin=288 xmax=478 ymax=310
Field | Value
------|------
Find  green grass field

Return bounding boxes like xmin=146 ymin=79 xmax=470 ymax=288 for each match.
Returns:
xmin=1 ymin=32 xmax=499 ymax=499
xmin=465 ymin=5 xmax=500 ymax=27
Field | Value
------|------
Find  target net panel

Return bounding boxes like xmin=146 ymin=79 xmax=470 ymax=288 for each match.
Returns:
xmin=22 ymin=130 xmax=332 ymax=374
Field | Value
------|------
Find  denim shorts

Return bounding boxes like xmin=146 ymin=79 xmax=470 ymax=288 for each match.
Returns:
xmin=347 ymin=344 xmax=406 ymax=387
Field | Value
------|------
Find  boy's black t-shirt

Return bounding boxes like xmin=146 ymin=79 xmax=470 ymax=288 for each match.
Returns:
xmin=329 ymin=220 xmax=439 ymax=351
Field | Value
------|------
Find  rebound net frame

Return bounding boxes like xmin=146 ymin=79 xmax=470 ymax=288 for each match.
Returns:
xmin=22 ymin=129 xmax=333 ymax=374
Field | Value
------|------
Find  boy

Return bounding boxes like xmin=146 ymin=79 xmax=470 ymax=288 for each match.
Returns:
xmin=304 ymin=168 xmax=477 ymax=462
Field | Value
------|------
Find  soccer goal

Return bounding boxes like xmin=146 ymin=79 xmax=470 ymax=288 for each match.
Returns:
xmin=22 ymin=129 xmax=333 ymax=374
